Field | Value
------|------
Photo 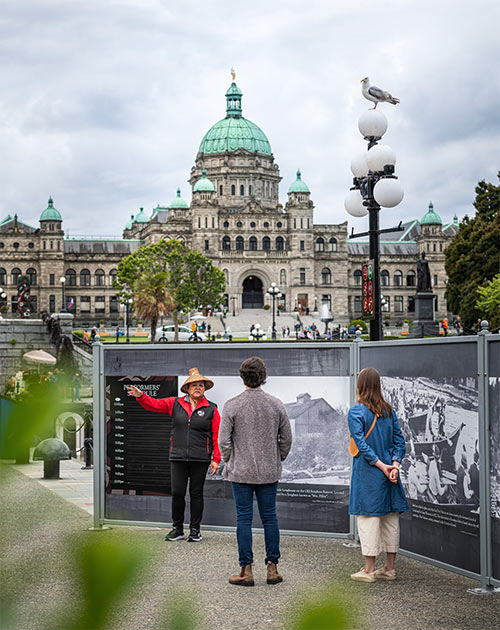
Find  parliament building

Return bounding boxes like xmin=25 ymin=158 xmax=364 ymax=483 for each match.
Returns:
xmin=0 ymin=78 xmax=459 ymax=326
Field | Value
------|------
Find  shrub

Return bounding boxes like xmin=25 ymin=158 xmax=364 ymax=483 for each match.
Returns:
xmin=348 ymin=319 xmax=368 ymax=332
xmin=10 ymin=338 xmax=17 ymax=346
xmin=263 ymin=304 xmax=270 ymax=310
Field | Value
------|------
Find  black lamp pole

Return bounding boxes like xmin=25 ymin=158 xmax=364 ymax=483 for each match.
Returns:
xmin=126 ymin=300 xmax=131 ymax=343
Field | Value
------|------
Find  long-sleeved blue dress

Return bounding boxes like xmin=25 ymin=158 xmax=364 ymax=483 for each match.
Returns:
xmin=348 ymin=403 xmax=409 ymax=517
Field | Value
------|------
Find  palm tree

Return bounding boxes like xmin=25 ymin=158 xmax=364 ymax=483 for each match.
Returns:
xmin=133 ymin=272 xmax=175 ymax=344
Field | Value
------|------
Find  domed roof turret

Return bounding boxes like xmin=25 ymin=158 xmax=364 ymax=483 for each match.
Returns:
xmin=124 ymin=214 xmax=135 ymax=230
xmin=169 ymin=188 xmax=189 ymax=209
xmin=198 ymin=77 xmax=272 ymax=156
xmin=40 ymin=197 xmax=62 ymax=221
xmin=288 ymin=169 xmax=310 ymax=194
xmin=134 ymin=207 xmax=149 ymax=223
xmin=193 ymin=169 xmax=215 ymax=192
xmin=421 ymin=201 xmax=442 ymax=225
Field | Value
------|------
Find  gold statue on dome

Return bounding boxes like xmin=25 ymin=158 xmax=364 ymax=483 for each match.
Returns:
xmin=231 ymin=67 xmax=236 ymax=81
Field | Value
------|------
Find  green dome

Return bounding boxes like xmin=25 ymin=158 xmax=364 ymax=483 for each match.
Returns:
xmin=40 ymin=197 xmax=62 ymax=221
xmin=288 ymin=169 xmax=310 ymax=193
xmin=198 ymin=81 xmax=272 ymax=156
xmin=134 ymin=207 xmax=149 ymax=223
xmin=125 ymin=214 xmax=134 ymax=230
xmin=169 ymin=188 xmax=189 ymax=209
xmin=421 ymin=201 xmax=442 ymax=225
xmin=193 ymin=169 xmax=215 ymax=192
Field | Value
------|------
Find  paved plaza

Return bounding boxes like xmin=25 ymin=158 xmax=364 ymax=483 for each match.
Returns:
xmin=1 ymin=460 xmax=498 ymax=630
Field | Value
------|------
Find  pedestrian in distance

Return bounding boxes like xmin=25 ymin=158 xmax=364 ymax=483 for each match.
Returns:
xmin=219 ymin=357 xmax=292 ymax=587
xmin=127 ymin=368 xmax=221 ymax=542
xmin=115 ymin=326 xmax=120 ymax=343
xmin=348 ymin=367 xmax=409 ymax=583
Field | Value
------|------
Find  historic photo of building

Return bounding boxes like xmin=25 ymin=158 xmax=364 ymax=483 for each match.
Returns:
xmin=0 ymin=78 xmax=459 ymax=326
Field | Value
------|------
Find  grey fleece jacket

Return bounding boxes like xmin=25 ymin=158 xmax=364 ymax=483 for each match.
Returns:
xmin=219 ymin=388 xmax=293 ymax=484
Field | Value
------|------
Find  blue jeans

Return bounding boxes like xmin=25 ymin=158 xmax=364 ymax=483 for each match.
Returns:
xmin=231 ymin=481 xmax=280 ymax=567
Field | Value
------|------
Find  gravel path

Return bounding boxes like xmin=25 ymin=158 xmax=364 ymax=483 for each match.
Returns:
xmin=1 ymin=465 xmax=497 ymax=630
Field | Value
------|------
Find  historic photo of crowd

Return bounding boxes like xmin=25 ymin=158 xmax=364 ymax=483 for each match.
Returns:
xmin=381 ymin=376 xmax=479 ymax=508
xmin=490 ymin=377 xmax=500 ymax=520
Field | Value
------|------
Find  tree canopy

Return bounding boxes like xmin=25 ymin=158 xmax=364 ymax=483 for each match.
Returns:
xmin=115 ymin=240 xmax=226 ymax=340
xmin=444 ymin=172 xmax=500 ymax=330
xmin=476 ymin=273 xmax=500 ymax=332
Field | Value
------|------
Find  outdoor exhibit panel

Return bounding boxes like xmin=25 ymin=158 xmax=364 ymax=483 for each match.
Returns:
xmin=489 ymin=336 xmax=500 ymax=582
xmin=97 ymin=343 xmax=352 ymax=534
xmin=359 ymin=338 xmax=480 ymax=575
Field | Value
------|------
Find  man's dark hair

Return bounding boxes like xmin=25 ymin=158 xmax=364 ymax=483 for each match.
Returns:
xmin=239 ymin=357 xmax=267 ymax=388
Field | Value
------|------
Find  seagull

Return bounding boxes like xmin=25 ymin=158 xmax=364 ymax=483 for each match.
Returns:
xmin=361 ymin=77 xmax=400 ymax=109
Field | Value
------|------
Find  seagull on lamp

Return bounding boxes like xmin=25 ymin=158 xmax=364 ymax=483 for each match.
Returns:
xmin=361 ymin=77 xmax=400 ymax=109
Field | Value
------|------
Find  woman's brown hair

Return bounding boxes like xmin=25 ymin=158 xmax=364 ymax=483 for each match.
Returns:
xmin=356 ymin=367 xmax=392 ymax=418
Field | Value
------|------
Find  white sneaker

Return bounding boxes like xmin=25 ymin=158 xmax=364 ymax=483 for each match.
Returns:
xmin=350 ymin=568 xmax=376 ymax=583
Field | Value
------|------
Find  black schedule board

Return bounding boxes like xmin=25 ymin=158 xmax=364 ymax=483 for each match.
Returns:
xmin=106 ymin=376 xmax=178 ymax=495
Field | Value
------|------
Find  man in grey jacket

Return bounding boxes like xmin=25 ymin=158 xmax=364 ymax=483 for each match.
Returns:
xmin=219 ymin=356 xmax=292 ymax=587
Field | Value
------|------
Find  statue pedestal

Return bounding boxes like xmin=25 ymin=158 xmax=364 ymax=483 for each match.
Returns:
xmin=409 ymin=292 xmax=439 ymax=338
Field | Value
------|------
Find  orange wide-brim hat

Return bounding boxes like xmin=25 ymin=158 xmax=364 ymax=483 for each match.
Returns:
xmin=180 ymin=367 xmax=214 ymax=393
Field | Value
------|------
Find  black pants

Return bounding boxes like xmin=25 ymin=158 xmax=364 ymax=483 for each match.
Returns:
xmin=170 ymin=460 xmax=210 ymax=530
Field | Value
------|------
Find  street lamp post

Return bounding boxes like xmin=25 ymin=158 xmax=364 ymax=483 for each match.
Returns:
xmin=345 ymin=108 xmax=404 ymax=341
xmin=266 ymin=283 xmax=281 ymax=341
xmin=249 ymin=324 xmax=266 ymax=342
xmin=59 ymin=276 xmax=66 ymax=313
xmin=126 ymin=298 xmax=133 ymax=343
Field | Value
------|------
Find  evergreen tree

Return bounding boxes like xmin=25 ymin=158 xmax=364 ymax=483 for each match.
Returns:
xmin=476 ymin=273 xmax=500 ymax=332
xmin=444 ymin=172 xmax=500 ymax=330
xmin=115 ymin=240 xmax=226 ymax=341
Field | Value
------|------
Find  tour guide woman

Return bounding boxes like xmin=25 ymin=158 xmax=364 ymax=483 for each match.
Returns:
xmin=127 ymin=368 xmax=221 ymax=542
xmin=348 ymin=367 xmax=409 ymax=582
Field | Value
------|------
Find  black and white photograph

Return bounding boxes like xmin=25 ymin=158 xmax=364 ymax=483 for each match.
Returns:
xmin=206 ymin=375 xmax=352 ymax=533
xmin=489 ymin=377 xmax=500 ymax=579
xmin=382 ymin=376 xmax=479 ymax=508
xmin=381 ymin=375 xmax=480 ymax=573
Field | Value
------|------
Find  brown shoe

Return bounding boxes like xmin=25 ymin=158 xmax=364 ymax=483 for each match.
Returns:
xmin=229 ymin=564 xmax=254 ymax=587
xmin=266 ymin=561 xmax=283 ymax=585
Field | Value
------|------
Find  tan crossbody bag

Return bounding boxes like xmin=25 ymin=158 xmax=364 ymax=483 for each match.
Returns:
xmin=349 ymin=414 xmax=378 ymax=458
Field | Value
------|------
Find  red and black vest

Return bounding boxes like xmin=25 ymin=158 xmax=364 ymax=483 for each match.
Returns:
xmin=169 ymin=398 xmax=217 ymax=462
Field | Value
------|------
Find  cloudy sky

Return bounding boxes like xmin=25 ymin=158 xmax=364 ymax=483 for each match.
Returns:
xmin=1 ymin=0 xmax=499 ymax=236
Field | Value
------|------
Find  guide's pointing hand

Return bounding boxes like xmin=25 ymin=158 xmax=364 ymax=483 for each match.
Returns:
xmin=127 ymin=385 xmax=143 ymax=398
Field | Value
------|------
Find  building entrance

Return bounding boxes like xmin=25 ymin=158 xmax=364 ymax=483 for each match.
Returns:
xmin=242 ymin=276 xmax=263 ymax=309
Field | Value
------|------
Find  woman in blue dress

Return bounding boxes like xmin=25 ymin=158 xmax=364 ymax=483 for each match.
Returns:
xmin=348 ymin=367 xmax=409 ymax=582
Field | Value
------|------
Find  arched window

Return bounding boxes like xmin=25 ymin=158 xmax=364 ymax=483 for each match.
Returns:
xmin=263 ymin=221 xmax=269 ymax=228
xmin=353 ymin=270 xmax=362 ymax=286
xmin=315 ymin=237 xmax=325 ymax=252
xmin=381 ymin=270 xmax=390 ymax=286
xmin=222 ymin=269 xmax=229 ymax=283
xmin=329 ymin=237 xmax=338 ymax=252
xmin=249 ymin=236 xmax=257 ymax=251
xmin=11 ymin=268 xmax=21 ymax=285
xmin=26 ymin=268 xmax=37 ymax=285
xmin=0 ymin=268 xmax=6 ymax=285
xmin=236 ymin=236 xmax=244 ymax=250
xmin=277 ymin=221 xmax=282 ymax=228
xmin=222 ymin=236 xmax=231 ymax=251
xmin=321 ymin=267 xmax=332 ymax=284
xmin=250 ymin=221 xmax=256 ymax=228
xmin=80 ymin=269 xmax=91 ymax=286
xmin=280 ymin=269 xmax=287 ymax=286
xmin=276 ymin=236 xmax=284 ymax=251
xmin=263 ymin=236 xmax=271 ymax=251
xmin=394 ymin=270 xmax=403 ymax=286
xmin=406 ymin=270 xmax=416 ymax=287
xmin=231 ymin=184 xmax=236 ymax=196
xmin=95 ymin=269 xmax=105 ymax=286
xmin=109 ymin=269 xmax=118 ymax=287
xmin=249 ymin=184 xmax=253 ymax=195
xmin=223 ymin=220 xmax=229 ymax=228
xmin=236 ymin=221 xmax=243 ymax=228
xmin=240 ymin=184 xmax=245 ymax=196
xmin=65 ymin=269 xmax=76 ymax=286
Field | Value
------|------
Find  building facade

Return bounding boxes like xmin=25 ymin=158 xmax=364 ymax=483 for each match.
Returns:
xmin=0 ymin=79 xmax=459 ymax=326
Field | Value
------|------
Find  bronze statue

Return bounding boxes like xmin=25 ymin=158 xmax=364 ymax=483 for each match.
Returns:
xmin=416 ymin=252 xmax=432 ymax=293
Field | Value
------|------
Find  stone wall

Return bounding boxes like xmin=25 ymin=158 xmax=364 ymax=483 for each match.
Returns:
xmin=0 ymin=313 xmax=92 ymax=390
